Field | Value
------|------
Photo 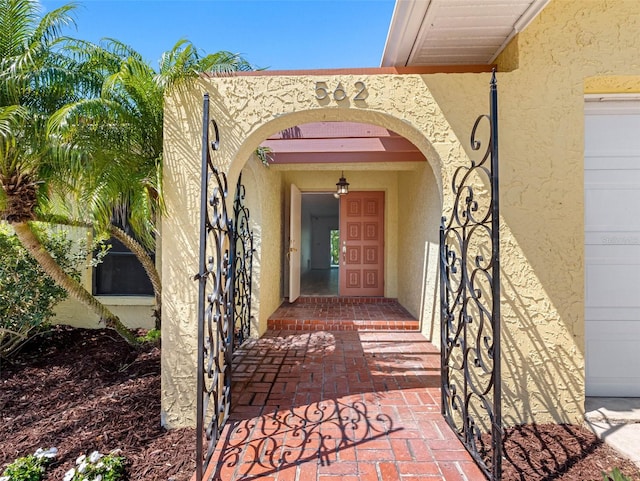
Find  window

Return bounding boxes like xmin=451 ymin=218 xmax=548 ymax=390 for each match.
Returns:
xmin=93 ymin=238 xmax=154 ymax=296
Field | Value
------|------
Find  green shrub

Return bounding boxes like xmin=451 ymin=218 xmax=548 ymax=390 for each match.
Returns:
xmin=0 ymin=448 xmax=57 ymax=481
xmin=603 ymin=468 xmax=633 ymax=481
xmin=0 ymin=455 xmax=46 ymax=481
xmin=136 ymin=328 xmax=160 ymax=343
xmin=0 ymin=223 xmax=82 ymax=358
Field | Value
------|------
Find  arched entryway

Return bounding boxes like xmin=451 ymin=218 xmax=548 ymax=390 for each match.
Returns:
xmin=232 ymin=117 xmax=443 ymax=341
xmin=163 ymin=72 xmax=501 ymax=481
xmin=219 ymin=98 xmax=450 ymax=334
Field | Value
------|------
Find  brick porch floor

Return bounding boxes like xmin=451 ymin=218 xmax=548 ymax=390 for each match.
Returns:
xmin=198 ymin=330 xmax=486 ymax=481
xmin=268 ymin=297 xmax=420 ymax=331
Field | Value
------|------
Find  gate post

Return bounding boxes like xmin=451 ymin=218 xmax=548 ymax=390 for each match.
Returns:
xmin=489 ymin=71 xmax=502 ymax=481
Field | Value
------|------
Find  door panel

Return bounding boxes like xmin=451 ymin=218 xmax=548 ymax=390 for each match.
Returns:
xmin=288 ymin=184 xmax=301 ymax=302
xmin=339 ymin=191 xmax=384 ymax=296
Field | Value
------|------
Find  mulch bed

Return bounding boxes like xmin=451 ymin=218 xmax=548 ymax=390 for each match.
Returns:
xmin=1 ymin=326 xmax=639 ymax=481
xmin=0 ymin=326 xmax=195 ymax=481
xmin=501 ymin=424 xmax=640 ymax=480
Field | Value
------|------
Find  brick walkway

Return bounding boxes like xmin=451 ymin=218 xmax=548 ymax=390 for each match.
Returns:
xmin=201 ymin=330 xmax=486 ymax=481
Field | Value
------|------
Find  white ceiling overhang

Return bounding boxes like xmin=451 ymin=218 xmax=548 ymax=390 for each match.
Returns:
xmin=381 ymin=0 xmax=549 ymax=67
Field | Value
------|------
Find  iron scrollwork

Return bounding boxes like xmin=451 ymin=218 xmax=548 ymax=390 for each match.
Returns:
xmin=233 ymin=173 xmax=254 ymax=347
xmin=195 ymin=93 xmax=234 ymax=481
xmin=439 ymin=71 xmax=502 ymax=480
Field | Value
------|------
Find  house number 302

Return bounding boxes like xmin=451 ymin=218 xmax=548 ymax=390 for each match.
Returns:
xmin=315 ymin=81 xmax=368 ymax=102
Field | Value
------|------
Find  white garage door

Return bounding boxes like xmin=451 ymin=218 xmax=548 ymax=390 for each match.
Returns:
xmin=585 ymin=98 xmax=640 ymax=396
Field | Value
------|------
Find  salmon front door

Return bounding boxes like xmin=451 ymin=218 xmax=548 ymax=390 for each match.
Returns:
xmin=339 ymin=191 xmax=384 ymax=296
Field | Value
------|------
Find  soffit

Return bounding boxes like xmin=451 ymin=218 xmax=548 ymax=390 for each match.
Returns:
xmin=381 ymin=0 xmax=549 ymax=66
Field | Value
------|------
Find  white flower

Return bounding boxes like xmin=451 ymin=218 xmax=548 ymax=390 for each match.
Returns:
xmin=76 ymin=454 xmax=86 ymax=465
xmin=1 ymin=475 xmax=11 ymax=481
xmin=93 ymin=476 xmax=103 ymax=481
xmin=35 ymin=447 xmax=58 ymax=459
xmin=63 ymin=468 xmax=76 ymax=481
xmin=78 ymin=461 xmax=88 ymax=473
xmin=96 ymin=462 xmax=104 ymax=469
xmin=89 ymin=451 xmax=102 ymax=463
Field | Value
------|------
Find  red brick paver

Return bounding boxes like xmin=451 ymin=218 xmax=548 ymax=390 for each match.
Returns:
xmin=200 ymin=331 xmax=485 ymax=481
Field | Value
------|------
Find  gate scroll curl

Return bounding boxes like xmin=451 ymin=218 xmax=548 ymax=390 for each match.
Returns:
xmin=233 ymin=174 xmax=254 ymax=347
xmin=439 ymin=71 xmax=502 ymax=480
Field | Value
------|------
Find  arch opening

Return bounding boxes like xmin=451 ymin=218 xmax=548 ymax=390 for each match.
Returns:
xmin=230 ymin=115 xmax=443 ymax=345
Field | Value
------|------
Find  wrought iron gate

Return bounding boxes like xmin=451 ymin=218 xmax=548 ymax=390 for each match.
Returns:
xmin=233 ymin=173 xmax=254 ymax=347
xmin=195 ymin=93 xmax=254 ymax=481
xmin=439 ymin=72 xmax=502 ymax=480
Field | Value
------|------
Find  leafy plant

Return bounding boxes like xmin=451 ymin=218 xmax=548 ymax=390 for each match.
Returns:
xmin=0 ymin=447 xmax=57 ymax=481
xmin=0 ymin=223 xmax=82 ymax=358
xmin=255 ymin=146 xmax=273 ymax=166
xmin=136 ymin=328 xmax=160 ymax=343
xmin=602 ymin=468 xmax=633 ymax=481
xmin=63 ymin=451 xmax=126 ymax=481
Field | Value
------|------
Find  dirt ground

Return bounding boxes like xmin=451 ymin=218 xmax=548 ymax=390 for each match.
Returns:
xmin=1 ymin=326 xmax=639 ymax=481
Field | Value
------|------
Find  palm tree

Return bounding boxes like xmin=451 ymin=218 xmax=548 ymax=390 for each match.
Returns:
xmin=49 ymin=38 xmax=255 ymax=328
xmin=0 ymin=0 xmax=137 ymax=344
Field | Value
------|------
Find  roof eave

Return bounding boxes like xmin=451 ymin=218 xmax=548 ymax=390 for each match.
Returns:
xmin=380 ymin=0 xmax=432 ymax=68
xmin=381 ymin=0 xmax=551 ymax=68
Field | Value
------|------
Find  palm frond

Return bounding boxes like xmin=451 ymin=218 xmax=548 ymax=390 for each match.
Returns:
xmin=0 ymin=0 xmax=39 ymax=59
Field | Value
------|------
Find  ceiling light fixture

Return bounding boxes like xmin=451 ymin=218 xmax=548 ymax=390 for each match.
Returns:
xmin=335 ymin=171 xmax=349 ymax=197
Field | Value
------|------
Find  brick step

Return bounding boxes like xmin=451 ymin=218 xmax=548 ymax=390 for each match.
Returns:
xmin=267 ymin=318 xmax=420 ymax=331
xmin=294 ymin=296 xmax=397 ymax=304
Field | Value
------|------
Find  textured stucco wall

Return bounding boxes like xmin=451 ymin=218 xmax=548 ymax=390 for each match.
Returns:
xmin=498 ymin=0 xmax=640 ymax=425
xmin=162 ymin=0 xmax=640 ymax=428
xmin=426 ymin=0 xmax=640 ymax=425
xmin=162 ymin=75 xmax=462 ymax=427
xmin=241 ymin=156 xmax=283 ymax=337
xmin=397 ymin=164 xmax=441 ymax=347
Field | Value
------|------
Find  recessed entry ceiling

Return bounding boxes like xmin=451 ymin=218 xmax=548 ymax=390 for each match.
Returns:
xmin=302 ymin=193 xmax=338 ymax=218
xmin=381 ymin=0 xmax=549 ymax=66
xmin=260 ymin=122 xmax=425 ymax=164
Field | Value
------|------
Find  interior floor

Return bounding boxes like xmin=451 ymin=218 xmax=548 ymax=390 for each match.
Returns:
xmin=300 ymin=268 xmax=338 ymax=296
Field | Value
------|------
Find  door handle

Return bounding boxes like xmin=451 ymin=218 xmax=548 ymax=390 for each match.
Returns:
xmin=342 ymin=243 xmax=346 ymax=263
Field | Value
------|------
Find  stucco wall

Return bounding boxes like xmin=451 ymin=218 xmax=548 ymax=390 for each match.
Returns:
xmin=162 ymin=75 xmax=462 ymax=427
xmin=241 ymin=156 xmax=283 ymax=337
xmin=162 ymin=0 xmax=640 ymax=428
xmin=397 ymin=164 xmax=441 ymax=348
xmin=426 ymin=0 xmax=640 ymax=425
xmin=56 ymin=296 xmax=155 ymax=330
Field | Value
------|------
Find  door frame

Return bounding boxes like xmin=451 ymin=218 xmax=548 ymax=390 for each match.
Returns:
xmin=338 ymin=191 xmax=385 ymax=297
xmin=286 ymin=187 xmax=387 ymax=299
